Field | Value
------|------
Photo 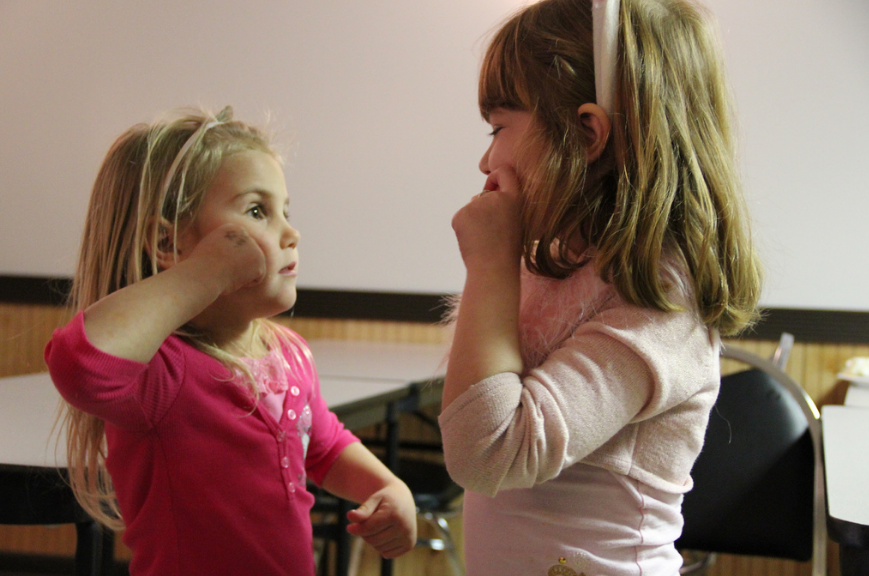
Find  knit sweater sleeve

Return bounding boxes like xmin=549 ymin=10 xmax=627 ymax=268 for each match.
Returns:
xmin=438 ymin=301 xmax=714 ymax=496
xmin=44 ymin=311 xmax=186 ymax=431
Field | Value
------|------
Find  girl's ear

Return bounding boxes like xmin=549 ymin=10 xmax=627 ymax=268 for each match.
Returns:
xmin=144 ymin=216 xmax=180 ymax=271
xmin=577 ymin=103 xmax=612 ymax=163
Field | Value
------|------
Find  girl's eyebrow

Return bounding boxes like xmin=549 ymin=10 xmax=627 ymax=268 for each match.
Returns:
xmin=233 ymin=189 xmax=290 ymax=210
xmin=233 ymin=189 xmax=283 ymax=202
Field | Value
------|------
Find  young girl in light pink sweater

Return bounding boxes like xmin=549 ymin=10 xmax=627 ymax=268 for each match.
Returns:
xmin=440 ymin=1 xmax=762 ymax=574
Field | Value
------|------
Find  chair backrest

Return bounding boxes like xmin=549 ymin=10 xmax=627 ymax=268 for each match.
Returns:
xmin=676 ymin=344 xmax=826 ymax=575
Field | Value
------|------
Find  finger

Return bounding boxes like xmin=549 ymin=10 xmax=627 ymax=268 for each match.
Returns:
xmin=346 ymin=517 xmax=391 ymax=539
xmin=486 ymin=166 xmax=521 ymax=195
xmin=346 ymin=508 xmax=370 ymax=523
xmin=379 ymin=542 xmax=412 ymax=559
xmin=373 ymin=531 xmax=415 ymax=557
xmin=348 ymin=524 xmax=395 ymax=548
xmin=483 ymin=173 xmax=501 ymax=192
xmin=346 ymin=496 xmax=379 ymax=524
xmin=367 ymin=531 xmax=408 ymax=554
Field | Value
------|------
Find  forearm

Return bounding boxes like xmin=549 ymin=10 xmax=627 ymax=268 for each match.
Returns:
xmin=82 ymin=258 xmax=223 ymax=363
xmin=320 ymin=442 xmax=403 ymax=504
xmin=442 ymin=258 xmax=523 ymax=409
xmin=323 ymin=442 xmax=417 ymax=559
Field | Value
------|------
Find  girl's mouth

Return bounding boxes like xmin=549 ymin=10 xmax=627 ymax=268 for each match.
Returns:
xmin=279 ymin=262 xmax=297 ymax=276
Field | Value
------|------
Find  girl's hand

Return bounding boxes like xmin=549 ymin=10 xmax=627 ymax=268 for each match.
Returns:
xmin=346 ymin=481 xmax=417 ymax=559
xmin=452 ymin=166 xmax=523 ymax=268
xmin=442 ymin=166 xmax=525 ymax=408
xmin=188 ymin=223 xmax=267 ymax=294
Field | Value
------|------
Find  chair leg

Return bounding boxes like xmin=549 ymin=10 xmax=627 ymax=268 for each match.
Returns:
xmin=74 ymin=520 xmax=104 ymax=576
xmin=420 ymin=511 xmax=465 ymax=576
xmin=347 ymin=536 xmax=365 ymax=576
xmin=101 ymin=529 xmax=115 ymax=576
xmin=679 ymin=551 xmax=716 ymax=575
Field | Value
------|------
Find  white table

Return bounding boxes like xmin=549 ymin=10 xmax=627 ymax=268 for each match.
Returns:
xmin=310 ymin=339 xmax=449 ymax=433
xmin=822 ymin=404 xmax=869 ymax=575
xmin=844 ymin=382 xmax=869 ymax=408
xmin=308 ymin=340 xmax=448 ymax=383
xmin=0 ymin=372 xmax=67 ymax=469
xmin=0 ymin=339 xmax=449 ymax=470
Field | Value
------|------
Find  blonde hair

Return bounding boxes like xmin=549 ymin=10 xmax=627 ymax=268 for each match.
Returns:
xmin=63 ymin=106 xmax=293 ymax=528
xmin=479 ymin=0 xmax=762 ymax=336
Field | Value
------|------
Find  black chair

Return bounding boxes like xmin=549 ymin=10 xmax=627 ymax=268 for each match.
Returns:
xmin=0 ymin=467 xmax=114 ymax=576
xmin=677 ymin=337 xmax=826 ymax=576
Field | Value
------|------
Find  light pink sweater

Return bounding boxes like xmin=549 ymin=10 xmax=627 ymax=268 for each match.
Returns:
xmin=439 ymin=260 xmax=720 ymax=496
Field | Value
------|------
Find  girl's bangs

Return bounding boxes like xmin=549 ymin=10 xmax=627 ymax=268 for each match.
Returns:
xmin=479 ymin=19 xmax=532 ymax=118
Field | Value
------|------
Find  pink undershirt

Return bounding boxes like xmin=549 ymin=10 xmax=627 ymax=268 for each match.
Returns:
xmin=240 ymin=349 xmax=290 ymax=422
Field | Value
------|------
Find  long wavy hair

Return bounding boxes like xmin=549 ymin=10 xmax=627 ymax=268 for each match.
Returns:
xmin=479 ymin=0 xmax=762 ymax=336
xmin=62 ymin=106 xmax=295 ymax=528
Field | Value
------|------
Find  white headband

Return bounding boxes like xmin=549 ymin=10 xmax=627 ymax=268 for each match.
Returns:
xmin=592 ymin=0 xmax=620 ymax=114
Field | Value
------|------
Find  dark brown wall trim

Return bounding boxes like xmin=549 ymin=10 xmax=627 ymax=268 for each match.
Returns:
xmin=2 ymin=275 xmax=867 ymax=343
xmin=0 ymin=275 xmax=450 ymax=323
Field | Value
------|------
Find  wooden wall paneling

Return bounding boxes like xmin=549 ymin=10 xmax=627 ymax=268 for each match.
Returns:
xmin=0 ymin=304 xmax=70 ymax=378
xmin=276 ymin=316 xmax=449 ymax=344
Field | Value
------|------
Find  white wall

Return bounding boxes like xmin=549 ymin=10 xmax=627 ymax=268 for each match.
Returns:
xmin=1 ymin=0 xmax=867 ymax=310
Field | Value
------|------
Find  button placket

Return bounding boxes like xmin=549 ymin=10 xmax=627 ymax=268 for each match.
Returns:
xmin=279 ymin=390 xmax=304 ymax=499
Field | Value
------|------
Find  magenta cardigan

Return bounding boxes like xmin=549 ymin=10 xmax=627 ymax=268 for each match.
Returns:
xmin=46 ymin=313 xmax=357 ymax=576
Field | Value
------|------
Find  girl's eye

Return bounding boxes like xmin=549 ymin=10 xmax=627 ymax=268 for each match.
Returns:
xmin=488 ymin=126 xmax=503 ymax=137
xmin=247 ymin=204 xmax=266 ymax=219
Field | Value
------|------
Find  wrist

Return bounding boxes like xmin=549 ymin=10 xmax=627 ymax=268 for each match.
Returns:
xmin=175 ymin=255 xmax=232 ymax=299
xmin=464 ymin=250 xmax=521 ymax=276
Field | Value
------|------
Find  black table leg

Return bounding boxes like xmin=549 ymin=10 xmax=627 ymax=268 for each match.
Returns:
xmin=336 ymin=498 xmax=352 ymax=576
xmin=380 ymin=402 xmax=400 ymax=576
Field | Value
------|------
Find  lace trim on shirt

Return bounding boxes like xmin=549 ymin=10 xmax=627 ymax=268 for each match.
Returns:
xmin=238 ymin=349 xmax=291 ymax=395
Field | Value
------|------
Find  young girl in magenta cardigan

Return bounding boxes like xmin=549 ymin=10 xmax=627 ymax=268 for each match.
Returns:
xmin=46 ymin=106 xmax=416 ymax=576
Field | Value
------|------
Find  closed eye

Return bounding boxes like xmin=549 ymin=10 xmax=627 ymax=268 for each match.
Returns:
xmin=488 ymin=126 xmax=503 ymax=137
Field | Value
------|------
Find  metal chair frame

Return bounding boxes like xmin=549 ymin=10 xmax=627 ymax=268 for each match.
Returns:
xmin=680 ymin=334 xmax=826 ymax=576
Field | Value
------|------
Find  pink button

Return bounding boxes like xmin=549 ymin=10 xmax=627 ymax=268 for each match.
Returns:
xmin=290 ymin=386 xmax=300 ymax=396
xmin=288 ymin=482 xmax=295 ymax=493
xmin=287 ymin=409 xmax=297 ymax=420
xmin=276 ymin=430 xmax=286 ymax=442
xmin=281 ymin=456 xmax=289 ymax=468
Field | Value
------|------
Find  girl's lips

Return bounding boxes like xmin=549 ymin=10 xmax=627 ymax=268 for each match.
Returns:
xmin=279 ymin=262 xmax=297 ymax=276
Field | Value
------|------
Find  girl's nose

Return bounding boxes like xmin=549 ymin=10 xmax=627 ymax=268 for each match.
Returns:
xmin=282 ymin=221 xmax=300 ymax=249
xmin=479 ymin=145 xmax=491 ymax=175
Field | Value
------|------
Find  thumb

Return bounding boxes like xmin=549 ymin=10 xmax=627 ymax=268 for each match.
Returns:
xmin=347 ymin=494 xmax=381 ymax=523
